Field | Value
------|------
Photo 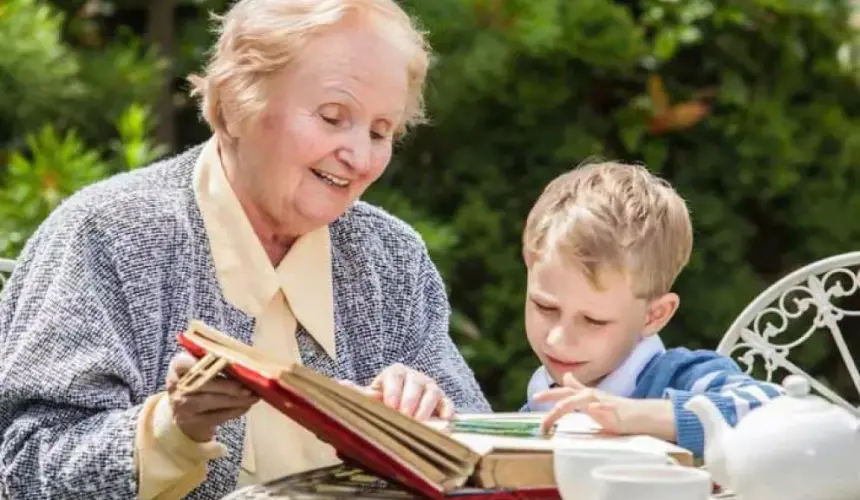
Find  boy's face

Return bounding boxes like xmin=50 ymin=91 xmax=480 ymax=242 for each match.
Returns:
xmin=524 ymin=251 xmax=678 ymax=387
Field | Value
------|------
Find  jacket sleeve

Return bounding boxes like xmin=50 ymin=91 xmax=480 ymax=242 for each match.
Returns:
xmin=0 ymin=208 xmax=155 ymax=499
xmin=663 ymin=351 xmax=785 ymax=457
xmin=400 ymin=247 xmax=492 ymax=413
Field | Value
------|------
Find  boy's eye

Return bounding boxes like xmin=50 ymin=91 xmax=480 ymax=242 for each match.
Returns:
xmin=585 ymin=316 xmax=610 ymax=326
xmin=532 ymin=300 xmax=557 ymax=312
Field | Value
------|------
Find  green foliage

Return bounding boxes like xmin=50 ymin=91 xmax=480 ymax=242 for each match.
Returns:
xmin=4 ymin=0 xmax=860 ymax=412
xmin=0 ymin=0 xmax=165 ymax=257
xmin=0 ymin=126 xmax=107 ymax=254
xmin=0 ymin=103 xmax=165 ymax=256
xmin=0 ymin=0 xmax=82 ymax=145
xmin=372 ymin=0 xmax=860 ymax=409
xmin=111 ymin=104 xmax=169 ymax=171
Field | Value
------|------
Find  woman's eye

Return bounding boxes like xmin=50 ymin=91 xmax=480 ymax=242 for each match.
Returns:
xmin=370 ymin=131 xmax=386 ymax=140
xmin=321 ymin=115 xmax=340 ymax=125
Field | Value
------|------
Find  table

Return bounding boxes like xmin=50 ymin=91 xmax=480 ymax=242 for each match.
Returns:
xmin=222 ymin=467 xmax=738 ymax=500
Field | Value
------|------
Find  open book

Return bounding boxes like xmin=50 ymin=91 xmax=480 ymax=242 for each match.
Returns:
xmin=177 ymin=321 xmax=692 ymax=498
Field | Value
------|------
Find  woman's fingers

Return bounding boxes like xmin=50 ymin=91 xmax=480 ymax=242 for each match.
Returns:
xmin=169 ymin=389 xmax=258 ymax=442
xmin=174 ymin=403 xmax=257 ymax=438
xmin=368 ymin=364 xmax=453 ymax=421
xmin=165 ymin=351 xmax=259 ymax=442
xmin=340 ymin=379 xmax=383 ymax=400
xmin=166 ymin=351 xmax=199 ymax=386
xmin=378 ymin=364 xmax=407 ymax=409
xmin=436 ymin=396 xmax=455 ymax=420
xmin=413 ymin=382 xmax=443 ymax=421
xmin=399 ymin=371 xmax=429 ymax=416
xmin=172 ymin=390 xmax=257 ymax=415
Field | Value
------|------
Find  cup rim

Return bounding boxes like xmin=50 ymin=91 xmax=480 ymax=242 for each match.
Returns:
xmin=591 ymin=464 xmax=711 ymax=484
xmin=553 ymin=447 xmax=665 ymax=460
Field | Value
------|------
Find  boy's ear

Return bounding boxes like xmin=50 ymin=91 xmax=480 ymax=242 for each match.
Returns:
xmin=522 ymin=247 xmax=536 ymax=268
xmin=641 ymin=292 xmax=680 ymax=337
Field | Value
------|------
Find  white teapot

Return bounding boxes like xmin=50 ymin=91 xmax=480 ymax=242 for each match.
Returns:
xmin=684 ymin=374 xmax=860 ymax=500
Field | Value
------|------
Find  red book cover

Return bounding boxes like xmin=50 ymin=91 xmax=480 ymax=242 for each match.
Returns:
xmin=177 ymin=329 xmax=559 ymax=500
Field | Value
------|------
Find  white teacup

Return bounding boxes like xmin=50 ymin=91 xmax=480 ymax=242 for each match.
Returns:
xmin=591 ymin=463 xmax=712 ymax=500
xmin=553 ymin=447 xmax=673 ymax=500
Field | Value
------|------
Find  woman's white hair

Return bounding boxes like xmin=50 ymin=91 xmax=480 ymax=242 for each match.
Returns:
xmin=189 ymin=0 xmax=431 ymax=137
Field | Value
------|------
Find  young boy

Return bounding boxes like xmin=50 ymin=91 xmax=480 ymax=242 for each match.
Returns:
xmin=519 ymin=161 xmax=783 ymax=458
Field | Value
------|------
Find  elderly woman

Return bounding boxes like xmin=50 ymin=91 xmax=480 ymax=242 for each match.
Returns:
xmin=0 ymin=0 xmax=490 ymax=498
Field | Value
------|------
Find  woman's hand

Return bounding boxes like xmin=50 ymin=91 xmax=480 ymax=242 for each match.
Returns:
xmin=341 ymin=363 xmax=455 ymax=421
xmin=533 ymin=372 xmax=676 ymax=443
xmin=165 ymin=352 xmax=259 ymax=442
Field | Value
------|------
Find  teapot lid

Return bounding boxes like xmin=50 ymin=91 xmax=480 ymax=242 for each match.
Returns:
xmin=769 ymin=375 xmax=835 ymax=414
xmin=784 ymin=375 xmax=812 ymax=398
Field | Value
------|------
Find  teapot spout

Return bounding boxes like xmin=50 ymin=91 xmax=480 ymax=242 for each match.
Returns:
xmin=684 ymin=394 xmax=732 ymax=487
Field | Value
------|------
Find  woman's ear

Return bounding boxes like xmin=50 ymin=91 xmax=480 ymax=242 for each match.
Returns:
xmin=641 ymin=292 xmax=680 ymax=337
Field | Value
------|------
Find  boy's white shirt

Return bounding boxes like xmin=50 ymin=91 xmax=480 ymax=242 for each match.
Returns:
xmin=525 ymin=335 xmax=667 ymax=411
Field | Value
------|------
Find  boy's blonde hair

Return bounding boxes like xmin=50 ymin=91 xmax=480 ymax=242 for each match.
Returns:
xmin=188 ymin=0 xmax=430 ymax=137
xmin=523 ymin=161 xmax=693 ymax=299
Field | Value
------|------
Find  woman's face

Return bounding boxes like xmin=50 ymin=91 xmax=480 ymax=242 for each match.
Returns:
xmin=227 ymin=20 xmax=409 ymax=236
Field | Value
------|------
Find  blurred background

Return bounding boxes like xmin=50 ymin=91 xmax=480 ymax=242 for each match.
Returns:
xmin=2 ymin=0 xmax=859 ymax=410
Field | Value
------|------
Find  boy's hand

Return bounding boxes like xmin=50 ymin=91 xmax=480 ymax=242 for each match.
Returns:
xmin=339 ymin=363 xmax=455 ymax=421
xmin=534 ymin=373 xmax=676 ymax=443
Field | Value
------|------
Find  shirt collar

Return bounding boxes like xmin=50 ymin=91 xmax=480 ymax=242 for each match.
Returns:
xmin=595 ymin=334 xmax=665 ymax=397
xmin=192 ymin=136 xmax=337 ymax=361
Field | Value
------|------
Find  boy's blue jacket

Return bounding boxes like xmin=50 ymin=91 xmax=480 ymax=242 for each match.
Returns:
xmin=521 ymin=337 xmax=785 ymax=457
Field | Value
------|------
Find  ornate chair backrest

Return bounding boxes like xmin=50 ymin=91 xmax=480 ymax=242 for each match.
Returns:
xmin=717 ymin=252 xmax=860 ymax=415
xmin=0 ymin=258 xmax=14 ymax=295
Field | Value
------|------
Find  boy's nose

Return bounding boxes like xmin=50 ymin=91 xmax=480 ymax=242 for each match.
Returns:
xmin=546 ymin=325 xmax=577 ymax=351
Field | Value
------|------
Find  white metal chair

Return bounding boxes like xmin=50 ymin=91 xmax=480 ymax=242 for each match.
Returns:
xmin=717 ymin=251 xmax=860 ymax=415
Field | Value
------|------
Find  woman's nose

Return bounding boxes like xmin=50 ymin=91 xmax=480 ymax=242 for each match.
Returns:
xmin=337 ymin=132 xmax=371 ymax=173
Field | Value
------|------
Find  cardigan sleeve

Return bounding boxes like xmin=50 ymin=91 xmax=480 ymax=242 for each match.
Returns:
xmin=661 ymin=350 xmax=785 ymax=457
xmin=0 ymin=207 xmax=157 ymax=498
xmin=400 ymin=247 xmax=492 ymax=413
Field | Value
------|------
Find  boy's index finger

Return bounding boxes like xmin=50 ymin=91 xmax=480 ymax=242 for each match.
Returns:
xmin=562 ymin=372 xmax=586 ymax=389
xmin=532 ymin=386 xmax=576 ymax=403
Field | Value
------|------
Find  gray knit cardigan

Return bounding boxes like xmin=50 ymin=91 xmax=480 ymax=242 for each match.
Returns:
xmin=0 ymin=144 xmax=491 ymax=499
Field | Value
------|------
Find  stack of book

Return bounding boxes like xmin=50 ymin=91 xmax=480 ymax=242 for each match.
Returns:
xmin=178 ymin=321 xmax=692 ymax=499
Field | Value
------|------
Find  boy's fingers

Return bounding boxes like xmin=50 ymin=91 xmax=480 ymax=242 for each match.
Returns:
xmin=540 ymin=391 xmax=597 ymax=434
xmin=586 ymin=402 xmax=621 ymax=434
xmin=562 ymin=372 xmax=586 ymax=389
xmin=540 ymin=404 xmax=568 ymax=435
xmin=532 ymin=387 xmax=576 ymax=403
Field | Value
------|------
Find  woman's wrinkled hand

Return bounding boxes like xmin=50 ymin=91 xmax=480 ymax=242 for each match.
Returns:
xmin=340 ymin=363 xmax=455 ymax=421
xmin=165 ymin=352 xmax=259 ymax=443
